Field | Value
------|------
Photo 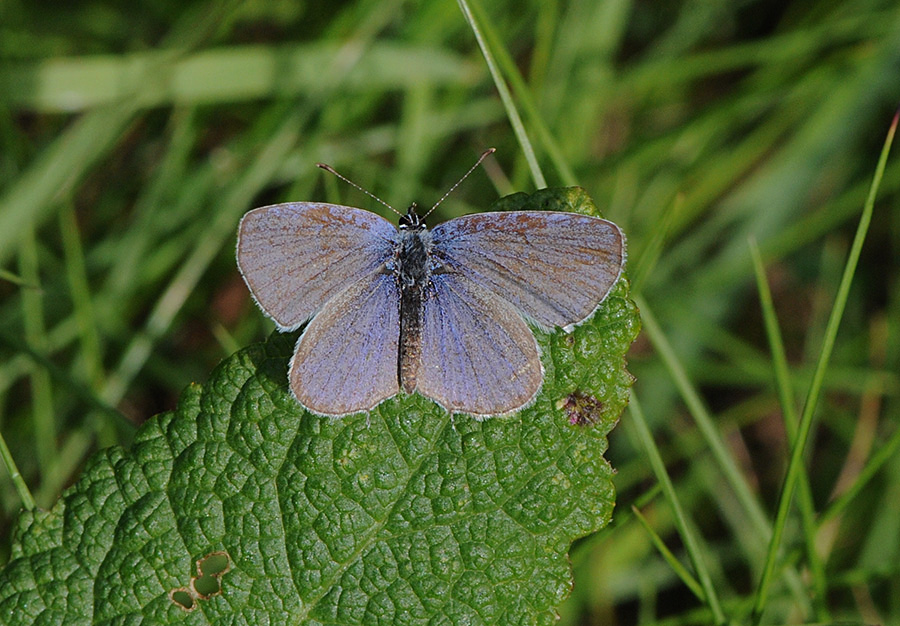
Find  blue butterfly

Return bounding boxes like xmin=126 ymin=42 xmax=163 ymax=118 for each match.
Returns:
xmin=237 ymin=152 xmax=625 ymax=417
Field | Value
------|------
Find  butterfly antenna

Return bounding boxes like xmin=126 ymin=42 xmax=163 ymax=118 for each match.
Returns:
xmin=422 ymin=148 xmax=496 ymax=219
xmin=317 ymin=162 xmax=401 ymax=217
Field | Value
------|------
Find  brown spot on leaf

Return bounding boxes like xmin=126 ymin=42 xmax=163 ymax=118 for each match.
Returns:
xmin=557 ymin=391 xmax=603 ymax=426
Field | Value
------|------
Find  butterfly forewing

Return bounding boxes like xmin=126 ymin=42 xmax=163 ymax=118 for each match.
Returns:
xmin=237 ymin=202 xmax=397 ymax=330
xmin=289 ymin=272 xmax=401 ymax=416
xmin=417 ymin=274 xmax=542 ymax=416
xmin=430 ymin=211 xmax=625 ymax=329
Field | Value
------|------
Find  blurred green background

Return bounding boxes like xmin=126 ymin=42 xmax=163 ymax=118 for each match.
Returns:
xmin=2 ymin=0 xmax=900 ymax=623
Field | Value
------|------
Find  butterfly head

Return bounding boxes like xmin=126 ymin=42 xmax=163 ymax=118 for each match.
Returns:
xmin=399 ymin=203 xmax=426 ymax=231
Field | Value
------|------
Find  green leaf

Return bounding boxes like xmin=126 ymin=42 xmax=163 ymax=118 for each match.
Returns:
xmin=0 ymin=187 xmax=639 ymax=625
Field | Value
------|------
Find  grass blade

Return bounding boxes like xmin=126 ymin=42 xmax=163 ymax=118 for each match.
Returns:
xmin=638 ymin=295 xmax=812 ymax=614
xmin=456 ymin=0 xmax=547 ymax=188
xmin=752 ymin=108 xmax=899 ymax=622
xmin=628 ymin=393 xmax=726 ymax=624
xmin=637 ymin=297 xmax=773 ymax=540
xmin=749 ymin=238 xmax=829 ymax=619
xmin=461 ymin=0 xmax=577 ymax=186
xmin=631 ymin=504 xmax=705 ymax=601
xmin=0 ymin=414 xmax=35 ymax=511
xmin=18 ymin=228 xmax=56 ymax=484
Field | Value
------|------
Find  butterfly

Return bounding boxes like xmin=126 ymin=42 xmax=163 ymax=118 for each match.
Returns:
xmin=236 ymin=150 xmax=625 ymax=418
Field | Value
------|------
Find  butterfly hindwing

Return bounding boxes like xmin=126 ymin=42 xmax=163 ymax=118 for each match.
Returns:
xmin=416 ymin=273 xmax=542 ymax=416
xmin=289 ymin=271 xmax=401 ymax=416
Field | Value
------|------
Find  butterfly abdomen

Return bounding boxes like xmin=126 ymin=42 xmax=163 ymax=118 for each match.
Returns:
xmin=397 ymin=228 xmax=432 ymax=393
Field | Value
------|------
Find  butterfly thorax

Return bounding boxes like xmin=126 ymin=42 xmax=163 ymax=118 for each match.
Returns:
xmin=397 ymin=231 xmax=430 ymax=288
xmin=396 ymin=204 xmax=432 ymax=394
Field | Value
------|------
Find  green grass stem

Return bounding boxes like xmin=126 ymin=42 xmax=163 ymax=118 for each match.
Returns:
xmin=752 ymin=109 xmax=899 ymax=622
xmin=457 ymin=0 xmax=547 ymax=189
xmin=0 ymin=417 xmax=35 ymax=511
xmin=749 ymin=238 xmax=829 ymax=618
xmin=628 ymin=393 xmax=726 ymax=624
xmin=631 ymin=504 xmax=706 ymax=602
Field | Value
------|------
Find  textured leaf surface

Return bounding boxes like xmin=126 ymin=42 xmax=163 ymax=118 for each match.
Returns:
xmin=0 ymin=187 xmax=640 ymax=625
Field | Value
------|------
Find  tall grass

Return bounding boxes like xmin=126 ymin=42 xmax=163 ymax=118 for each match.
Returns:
xmin=2 ymin=1 xmax=900 ymax=623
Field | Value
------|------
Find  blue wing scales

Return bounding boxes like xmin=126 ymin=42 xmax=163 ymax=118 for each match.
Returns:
xmin=237 ymin=202 xmax=397 ymax=330
xmin=430 ymin=211 xmax=624 ymax=329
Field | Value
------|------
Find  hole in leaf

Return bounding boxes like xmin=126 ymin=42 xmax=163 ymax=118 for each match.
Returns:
xmin=171 ymin=551 xmax=232 ymax=607
xmin=198 ymin=551 xmax=230 ymax=577
xmin=192 ymin=550 xmax=232 ymax=599
xmin=192 ymin=572 xmax=221 ymax=597
xmin=169 ymin=588 xmax=195 ymax=611
xmin=557 ymin=391 xmax=604 ymax=426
